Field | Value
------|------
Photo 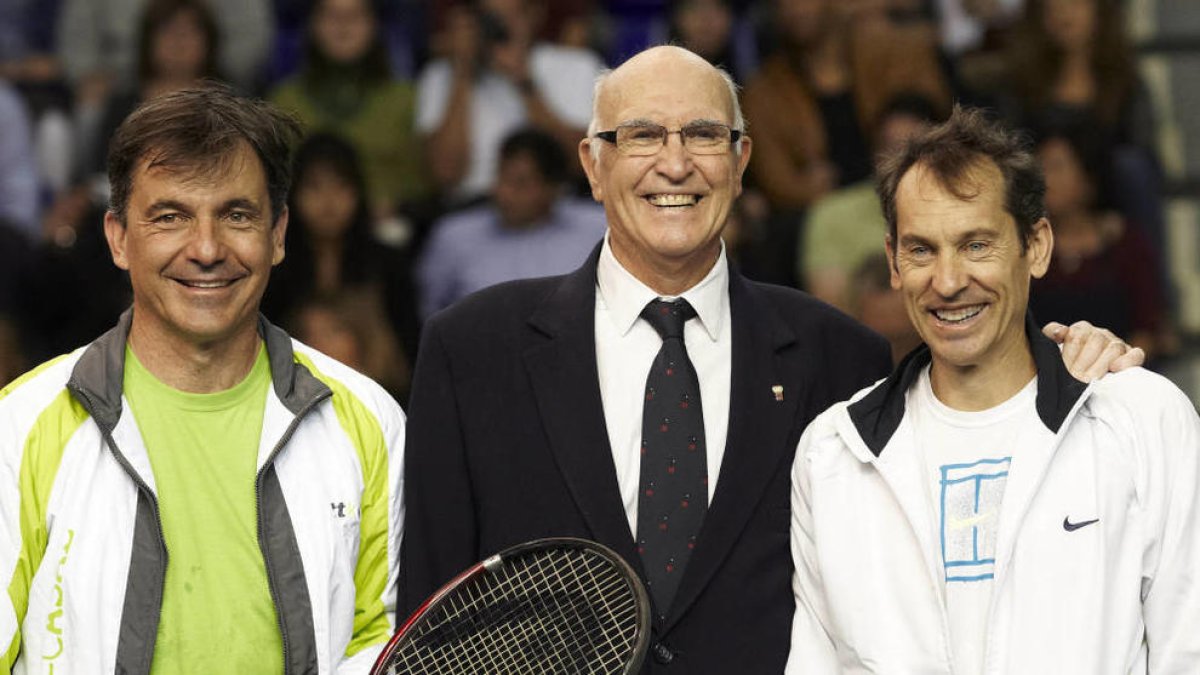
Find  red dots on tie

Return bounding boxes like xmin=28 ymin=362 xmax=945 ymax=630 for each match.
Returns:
xmin=665 ymin=563 xmax=675 ymax=573
xmin=667 ymin=458 xmax=677 ymax=475
xmin=665 ymin=368 xmax=674 ymax=376
xmin=680 ymin=498 xmax=689 ymax=508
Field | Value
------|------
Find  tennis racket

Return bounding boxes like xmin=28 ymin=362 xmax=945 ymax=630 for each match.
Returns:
xmin=371 ymin=537 xmax=651 ymax=675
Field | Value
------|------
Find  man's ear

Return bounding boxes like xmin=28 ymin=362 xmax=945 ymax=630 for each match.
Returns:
xmin=104 ymin=210 xmax=130 ymax=271
xmin=733 ymin=135 xmax=752 ymax=198
xmin=578 ymin=138 xmax=604 ymax=202
xmin=271 ymin=206 xmax=288 ymax=266
xmin=885 ymin=234 xmax=901 ymax=290
xmin=1027 ymin=217 xmax=1053 ymax=279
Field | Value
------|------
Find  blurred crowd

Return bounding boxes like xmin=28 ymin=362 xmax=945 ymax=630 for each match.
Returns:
xmin=0 ymin=0 xmax=1183 ymax=400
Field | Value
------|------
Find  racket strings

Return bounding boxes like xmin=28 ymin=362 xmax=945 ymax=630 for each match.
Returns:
xmin=386 ymin=547 xmax=643 ymax=674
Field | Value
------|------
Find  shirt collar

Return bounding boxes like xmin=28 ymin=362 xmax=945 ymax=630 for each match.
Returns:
xmin=596 ymin=232 xmax=728 ymax=341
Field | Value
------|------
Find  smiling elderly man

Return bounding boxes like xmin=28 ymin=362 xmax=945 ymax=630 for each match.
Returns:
xmin=400 ymin=47 xmax=1143 ymax=674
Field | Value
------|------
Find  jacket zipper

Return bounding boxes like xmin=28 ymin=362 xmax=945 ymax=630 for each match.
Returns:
xmin=255 ymin=391 xmax=331 ymax=675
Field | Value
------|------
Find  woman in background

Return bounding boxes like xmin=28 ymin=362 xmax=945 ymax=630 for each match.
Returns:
xmin=270 ymin=0 xmax=429 ymax=220
xmin=263 ymin=133 xmax=419 ymax=401
xmin=1030 ymin=123 xmax=1174 ymax=362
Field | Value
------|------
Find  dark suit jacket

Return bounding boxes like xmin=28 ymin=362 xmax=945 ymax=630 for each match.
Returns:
xmin=400 ymin=248 xmax=891 ymax=673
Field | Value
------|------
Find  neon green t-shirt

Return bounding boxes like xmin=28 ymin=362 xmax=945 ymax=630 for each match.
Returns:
xmin=124 ymin=344 xmax=283 ymax=674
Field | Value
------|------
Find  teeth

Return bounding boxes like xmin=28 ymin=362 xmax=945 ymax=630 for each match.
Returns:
xmin=934 ymin=305 xmax=984 ymax=323
xmin=183 ymin=280 xmax=232 ymax=289
xmin=647 ymin=194 xmax=698 ymax=207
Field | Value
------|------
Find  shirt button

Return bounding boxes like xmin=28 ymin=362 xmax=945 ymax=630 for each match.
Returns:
xmin=652 ymin=641 xmax=674 ymax=664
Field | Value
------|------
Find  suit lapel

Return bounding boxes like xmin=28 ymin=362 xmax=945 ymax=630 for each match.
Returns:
xmin=522 ymin=250 xmax=643 ymax=570
xmin=665 ymin=271 xmax=800 ymax=629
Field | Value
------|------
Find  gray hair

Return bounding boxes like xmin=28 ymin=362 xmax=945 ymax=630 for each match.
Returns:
xmin=586 ymin=62 xmax=746 ymax=162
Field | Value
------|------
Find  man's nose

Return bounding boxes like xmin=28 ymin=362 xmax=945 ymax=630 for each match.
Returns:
xmin=931 ymin=252 xmax=968 ymax=298
xmin=185 ymin=219 xmax=226 ymax=266
xmin=654 ymin=132 xmax=693 ymax=181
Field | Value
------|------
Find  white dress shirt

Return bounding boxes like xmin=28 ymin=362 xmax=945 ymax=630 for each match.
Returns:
xmin=595 ymin=236 xmax=732 ymax=538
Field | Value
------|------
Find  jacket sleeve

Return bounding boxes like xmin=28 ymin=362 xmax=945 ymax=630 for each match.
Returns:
xmin=399 ymin=319 xmax=479 ymax=617
xmin=1141 ymin=381 xmax=1200 ymax=671
xmin=0 ymin=403 xmax=25 ymax=670
xmin=784 ymin=423 xmax=841 ymax=674
xmin=340 ymin=375 xmax=407 ymax=671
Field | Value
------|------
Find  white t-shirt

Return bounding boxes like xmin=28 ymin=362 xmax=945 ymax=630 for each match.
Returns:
xmin=907 ymin=365 xmax=1039 ymax=675
xmin=416 ymin=43 xmax=604 ymax=201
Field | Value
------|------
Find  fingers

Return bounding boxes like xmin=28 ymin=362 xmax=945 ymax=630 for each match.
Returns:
xmin=1042 ymin=321 xmax=1068 ymax=343
xmin=1078 ymin=338 xmax=1129 ymax=383
xmin=1058 ymin=320 xmax=1141 ymax=382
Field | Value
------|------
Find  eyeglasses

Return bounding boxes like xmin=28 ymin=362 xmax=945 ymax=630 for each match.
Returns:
xmin=593 ymin=122 xmax=742 ymax=156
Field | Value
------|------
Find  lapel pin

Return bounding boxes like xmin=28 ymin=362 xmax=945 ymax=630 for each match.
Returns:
xmin=772 ymin=385 xmax=784 ymax=402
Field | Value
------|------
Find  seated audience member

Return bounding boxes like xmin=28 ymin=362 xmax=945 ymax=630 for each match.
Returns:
xmin=263 ymin=133 xmax=421 ymax=366
xmin=288 ymin=290 xmax=410 ymax=402
xmin=418 ymin=127 xmax=605 ymax=319
xmin=0 ymin=81 xmax=39 ymax=241
xmin=1030 ymin=124 xmax=1173 ymax=361
xmin=56 ymin=0 xmax=271 ymax=96
xmin=667 ymin=0 xmax=753 ymax=83
xmin=1002 ymin=0 xmax=1163 ymax=252
xmin=57 ymin=0 xmax=271 ymax=177
xmin=743 ymin=0 xmax=950 ymax=212
xmin=23 ymin=186 xmax=131 ymax=363
xmin=270 ymin=0 xmax=430 ymax=217
xmin=849 ymin=251 xmax=922 ymax=365
xmin=82 ymin=0 xmax=222 ymax=181
xmin=802 ymin=93 xmax=939 ymax=312
xmin=416 ymin=0 xmax=604 ymax=203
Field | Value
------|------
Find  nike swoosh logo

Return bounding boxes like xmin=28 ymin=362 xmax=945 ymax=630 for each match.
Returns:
xmin=1063 ymin=516 xmax=1100 ymax=532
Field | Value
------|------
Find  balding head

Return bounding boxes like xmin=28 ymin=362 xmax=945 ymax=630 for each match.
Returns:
xmin=588 ymin=46 xmax=745 ymax=160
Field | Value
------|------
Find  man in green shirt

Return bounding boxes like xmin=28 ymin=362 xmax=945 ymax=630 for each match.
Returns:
xmin=1 ymin=83 xmax=405 ymax=673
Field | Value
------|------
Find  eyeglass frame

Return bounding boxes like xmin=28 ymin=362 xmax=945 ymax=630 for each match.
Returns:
xmin=592 ymin=121 xmax=744 ymax=156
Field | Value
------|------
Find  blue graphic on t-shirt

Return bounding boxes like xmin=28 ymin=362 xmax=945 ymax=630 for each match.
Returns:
xmin=940 ymin=457 xmax=1011 ymax=582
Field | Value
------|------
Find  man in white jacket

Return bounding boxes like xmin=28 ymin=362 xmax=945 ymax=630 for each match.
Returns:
xmin=786 ymin=106 xmax=1200 ymax=674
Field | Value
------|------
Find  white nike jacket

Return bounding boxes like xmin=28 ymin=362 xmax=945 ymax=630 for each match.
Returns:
xmin=785 ymin=321 xmax=1200 ymax=674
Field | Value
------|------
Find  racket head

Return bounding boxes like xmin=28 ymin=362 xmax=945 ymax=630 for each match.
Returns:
xmin=373 ymin=537 xmax=651 ymax=675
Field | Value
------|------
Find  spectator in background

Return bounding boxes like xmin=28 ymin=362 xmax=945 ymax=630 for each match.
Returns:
xmin=418 ymin=127 xmax=605 ymax=319
xmin=270 ymin=0 xmax=430 ymax=219
xmin=1002 ymin=0 xmax=1164 ymax=258
xmin=262 ymin=133 xmax=420 ymax=375
xmin=56 ymin=0 xmax=271 ymax=96
xmin=743 ymin=0 xmax=950 ymax=212
xmin=288 ymin=289 xmax=411 ymax=402
xmin=667 ymin=0 xmax=752 ymax=83
xmin=848 ymin=251 xmax=921 ymax=364
xmin=417 ymin=0 xmax=604 ymax=203
xmin=57 ymin=0 xmax=272 ymax=185
xmin=1030 ymin=123 xmax=1173 ymax=361
xmin=802 ymin=93 xmax=939 ymax=312
xmin=83 ymin=0 xmax=222 ymax=181
xmin=0 ymin=80 xmax=39 ymax=241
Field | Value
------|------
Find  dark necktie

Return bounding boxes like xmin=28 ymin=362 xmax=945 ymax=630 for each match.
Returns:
xmin=636 ymin=298 xmax=707 ymax=616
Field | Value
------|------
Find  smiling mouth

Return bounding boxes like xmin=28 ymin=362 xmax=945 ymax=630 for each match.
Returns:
xmin=645 ymin=194 xmax=701 ymax=207
xmin=932 ymin=305 xmax=985 ymax=324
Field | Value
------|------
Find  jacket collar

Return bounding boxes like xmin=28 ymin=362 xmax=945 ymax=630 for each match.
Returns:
xmin=67 ymin=309 xmax=330 ymax=431
xmin=848 ymin=311 xmax=1088 ymax=456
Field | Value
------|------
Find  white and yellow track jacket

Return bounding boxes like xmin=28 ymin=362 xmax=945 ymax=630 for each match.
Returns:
xmin=785 ymin=319 xmax=1200 ymax=674
xmin=0 ymin=312 xmax=404 ymax=674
